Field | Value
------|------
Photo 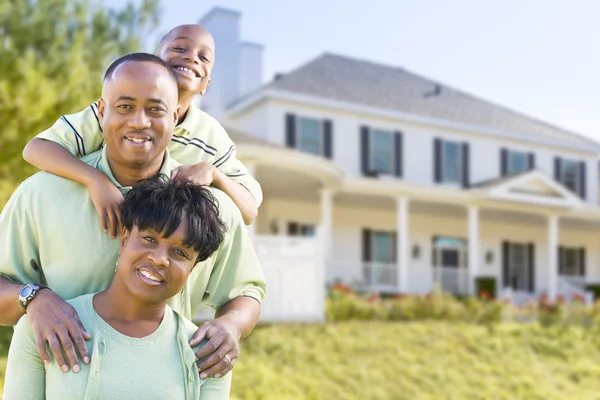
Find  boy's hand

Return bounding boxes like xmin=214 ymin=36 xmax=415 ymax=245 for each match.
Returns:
xmin=87 ymin=174 xmax=124 ymax=238
xmin=170 ymin=162 xmax=220 ymax=187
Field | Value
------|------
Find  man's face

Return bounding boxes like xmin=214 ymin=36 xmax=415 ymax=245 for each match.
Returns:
xmin=98 ymin=61 xmax=179 ymax=168
xmin=156 ymin=25 xmax=215 ymax=96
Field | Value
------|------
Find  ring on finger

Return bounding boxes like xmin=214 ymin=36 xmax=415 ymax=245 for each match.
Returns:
xmin=223 ymin=354 xmax=231 ymax=364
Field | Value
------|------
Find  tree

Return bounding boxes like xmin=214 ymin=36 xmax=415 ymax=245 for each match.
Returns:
xmin=0 ymin=0 xmax=160 ymax=207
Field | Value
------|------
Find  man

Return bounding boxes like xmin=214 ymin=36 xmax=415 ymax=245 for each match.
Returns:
xmin=0 ymin=52 xmax=265 ymax=380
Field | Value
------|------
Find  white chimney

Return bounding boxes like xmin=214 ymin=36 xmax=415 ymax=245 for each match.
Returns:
xmin=197 ymin=7 xmax=241 ymax=120
xmin=240 ymin=41 xmax=264 ymax=97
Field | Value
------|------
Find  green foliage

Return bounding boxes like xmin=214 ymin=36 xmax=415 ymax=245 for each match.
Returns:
xmin=0 ymin=0 xmax=160 ymax=207
xmin=226 ymin=322 xmax=600 ymax=400
xmin=475 ymin=276 xmax=496 ymax=299
xmin=327 ymin=285 xmax=506 ymax=325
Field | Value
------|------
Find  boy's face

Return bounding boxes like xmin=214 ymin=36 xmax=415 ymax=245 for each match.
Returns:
xmin=156 ymin=25 xmax=215 ymax=97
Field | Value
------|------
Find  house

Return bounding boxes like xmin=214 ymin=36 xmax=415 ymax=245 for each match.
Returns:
xmin=196 ymin=8 xmax=600 ymax=321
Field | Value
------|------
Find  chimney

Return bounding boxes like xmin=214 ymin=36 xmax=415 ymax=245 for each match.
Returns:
xmin=240 ymin=41 xmax=264 ymax=97
xmin=197 ymin=7 xmax=242 ymax=120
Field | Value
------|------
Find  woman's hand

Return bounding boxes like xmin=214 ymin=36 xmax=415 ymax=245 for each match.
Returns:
xmin=190 ymin=317 xmax=241 ymax=379
xmin=87 ymin=174 xmax=124 ymax=239
xmin=26 ymin=289 xmax=91 ymax=372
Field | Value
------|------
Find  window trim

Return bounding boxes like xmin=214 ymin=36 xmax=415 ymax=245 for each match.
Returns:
xmin=296 ymin=116 xmax=323 ymax=155
xmin=368 ymin=128 xmax=396 ymax=175
xmin=441 ymin=140 xmax=462 ymax=184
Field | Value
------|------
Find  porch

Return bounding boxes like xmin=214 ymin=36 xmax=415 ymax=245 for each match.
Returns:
xmin=248 ymin=163 xmax=600 ymax=303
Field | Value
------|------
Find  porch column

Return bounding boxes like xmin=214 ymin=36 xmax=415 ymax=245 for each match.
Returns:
xmin=547 ymin=214 xmax=559 ymax=301
xmin=245 ymin=161 xmax=257 ymax=239
xmin=320 ymin=188 xmax=334 ymax=263
xmin=397 ymin=198 xmax=409 ymax=293
xmin=467 ymin=205 xmax=479 ymax=295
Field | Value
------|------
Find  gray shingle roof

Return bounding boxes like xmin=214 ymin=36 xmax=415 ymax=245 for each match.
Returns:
xmin=262 ymin=53 xmax=597 ymax=147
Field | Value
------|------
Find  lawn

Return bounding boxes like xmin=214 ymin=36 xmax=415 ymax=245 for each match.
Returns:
xmin=3 ymin=322 xmax=600 ymax=400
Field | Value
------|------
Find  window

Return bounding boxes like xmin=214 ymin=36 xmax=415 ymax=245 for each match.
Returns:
xmin=369 ymin=129 xmax=394 ymax=174
xmin=288 ymin=222 xmax=316 ymax=237
xmin=442 ymin=141 xmax=462 ymax=183
xmin=560 ymin=247 xmax=584 ymax=276
xmin=297 ymin=117 xmax=322 ymax=155
xmin=507 ymin=151 xmax=528 ymax=175
xmin=371 ymin=232 xmax=395 ymax=263
xmin=560 ymin=159 xmax=579 ymax=194
xmin=432 ymin=236 xmax=466 ymax=268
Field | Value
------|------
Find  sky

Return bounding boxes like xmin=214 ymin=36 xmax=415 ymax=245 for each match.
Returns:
xmin=101 ymin=0 xmax=600 ymax=142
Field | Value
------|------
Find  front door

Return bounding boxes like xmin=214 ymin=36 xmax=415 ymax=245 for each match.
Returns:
xmin=503 ymin=242 xmax=534 ymax=292
xmin=432 ymin=236 xmax=467 ymax=294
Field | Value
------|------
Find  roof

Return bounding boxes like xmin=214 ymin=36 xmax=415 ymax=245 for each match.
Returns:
xmin=260 ymin=53 xmax=598 ymax=147
xmin=225 ymin=126 xmax=282 ymax=148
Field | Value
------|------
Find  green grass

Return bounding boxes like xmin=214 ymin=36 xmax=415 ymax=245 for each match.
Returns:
xmin=3 ymin=322 xmax=600 ymax=399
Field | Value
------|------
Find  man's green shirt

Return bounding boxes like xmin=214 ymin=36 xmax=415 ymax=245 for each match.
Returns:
xmin=0 ymin=147 xmax=266 ymax=319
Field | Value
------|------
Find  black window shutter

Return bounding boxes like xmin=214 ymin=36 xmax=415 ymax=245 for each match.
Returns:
xmin=554 ymin=157 xmax=562 ymax=181
xmin=360 ymin=126 xmax=370 ymax=175
xmin=462 ymin=142 xmax=470 ymax=188
xmin=580 ymin=247 xmax=586 ymax=276
xmin=528 ymin=153 xmax=535 ymax=170
xmin=394 ymin=131 xmax=403 ymax=177
xmin=362 ymin=229 xmax=371 ymax=262
xmin=502 ymin=241 xmax=510 ymax=289
xmin=288 ymin=222 xmax=298 ymax=236
xmin=434 ymin=138 xmax=442 ymax=183
xmin=579 ymin=161 xmax=586 ymax=200
xmin=558 ymin=246 xmax=564 ymax=275
xmin=527 ymin=243 xmax=535 ymax=293
xmin=500 ymin=148 xmax=508 ymax=176
xmin=285 ymin=114 xmax=296 ymax=148
xmin=323 ymin=120 xmax=333 ymax=159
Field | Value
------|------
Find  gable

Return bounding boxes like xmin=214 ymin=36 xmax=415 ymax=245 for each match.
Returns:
xmin=484 ymin=170 xmax=584 ymax=208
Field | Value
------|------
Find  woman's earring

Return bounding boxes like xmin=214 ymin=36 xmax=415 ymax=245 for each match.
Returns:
xmin=114 ymin=257 xmax=119 ymax=273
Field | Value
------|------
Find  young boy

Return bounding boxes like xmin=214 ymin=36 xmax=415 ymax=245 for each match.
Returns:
xmin=23 ymin=24 xmax=261 ymax=238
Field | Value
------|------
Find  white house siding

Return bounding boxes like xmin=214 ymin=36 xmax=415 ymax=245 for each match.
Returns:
xmin=231 ymin=99 xmax=599 ymax=205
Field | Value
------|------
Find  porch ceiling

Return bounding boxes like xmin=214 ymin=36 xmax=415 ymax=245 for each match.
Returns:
xmin=256 ymin=165 xmax=322 ymax=201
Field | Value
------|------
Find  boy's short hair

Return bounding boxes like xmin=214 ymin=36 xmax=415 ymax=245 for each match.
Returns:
xmin=121 ymin=175 xmax=226 ymax=263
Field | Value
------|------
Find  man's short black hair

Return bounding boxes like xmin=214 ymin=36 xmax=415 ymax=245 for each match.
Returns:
xmin=103 ymin=52 xmax=178 ymax=86
xmin=121 ymin=175 xmax=226 ymax=263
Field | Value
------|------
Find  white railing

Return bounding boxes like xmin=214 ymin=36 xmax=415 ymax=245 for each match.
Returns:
xmin=194 ymin=234 xmax=325 ymax=323
xmin=328 ymin=261 xmax=398 ymax=293
xmin=557 ymin=275 xmax=587 ymax=301
xmin=432 ymin=267 xmax=468 ymax=295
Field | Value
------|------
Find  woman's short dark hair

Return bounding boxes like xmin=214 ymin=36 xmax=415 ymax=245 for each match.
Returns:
xmin=121 ymin=175 xmax=227 ymax=263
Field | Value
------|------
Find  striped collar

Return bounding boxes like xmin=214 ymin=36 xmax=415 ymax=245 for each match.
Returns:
xmin=175 ymin=104 xmax=203 ymax=137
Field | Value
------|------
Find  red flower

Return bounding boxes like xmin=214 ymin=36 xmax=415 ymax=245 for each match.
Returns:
xmin=331 ymin=283 xmax=352 ymax=294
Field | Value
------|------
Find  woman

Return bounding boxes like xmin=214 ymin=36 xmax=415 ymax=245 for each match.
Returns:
xmin=3 ymin=175 xmax=230 ymax=399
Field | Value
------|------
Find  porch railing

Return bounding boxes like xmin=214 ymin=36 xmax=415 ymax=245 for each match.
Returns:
xmin=328 ymin=261 xmax=398 ymax=292
xmin=432 ymin=266 xmax=469 ymax=295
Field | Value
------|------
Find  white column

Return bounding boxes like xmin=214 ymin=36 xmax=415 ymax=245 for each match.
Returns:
xmin=467 ymin=205 xmax=479 ymax=295
xmin=547 ymin=214 xmax=559 ymax=301
xmin=320 ymin=189 xmax=334 ymax=263
xmin=245 ymin=161 xmax=257 ymax=239
xmin=397 ymin=198 xmax=409 ymax=293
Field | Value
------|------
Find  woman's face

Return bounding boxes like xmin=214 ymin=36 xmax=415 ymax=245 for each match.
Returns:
xmin=117 ymin=220 xmax=199 ymax=304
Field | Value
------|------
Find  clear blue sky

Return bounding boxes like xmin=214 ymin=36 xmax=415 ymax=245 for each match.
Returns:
xmin=101 ymin=0 xmax=600 ymax=142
